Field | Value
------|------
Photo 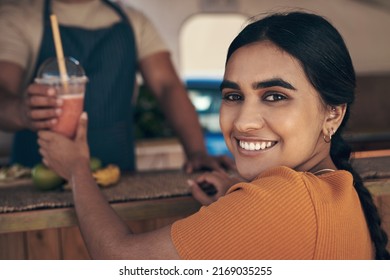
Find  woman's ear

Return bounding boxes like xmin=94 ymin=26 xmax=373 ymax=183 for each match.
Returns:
xmin=322 ymin=104 xmax=347 ymax=136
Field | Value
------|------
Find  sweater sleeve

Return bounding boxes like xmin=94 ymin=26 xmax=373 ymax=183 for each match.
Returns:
xmin=171 ymin=166 xmax=318 ymax=259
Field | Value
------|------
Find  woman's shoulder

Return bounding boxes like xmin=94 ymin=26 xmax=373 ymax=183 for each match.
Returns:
xmin=227 ymin=167 xmax=312 ymax=205
xmin=228 ymin=166 xmax=353 ymax=199
xmin=254 ymin=166 xmax=352 ymax=186
xmin=229 ymin=166 xmax=306 ymax=193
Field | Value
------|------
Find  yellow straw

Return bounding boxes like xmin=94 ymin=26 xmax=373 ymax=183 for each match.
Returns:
xmin=50 ymin=14 xmax=68 ymax=91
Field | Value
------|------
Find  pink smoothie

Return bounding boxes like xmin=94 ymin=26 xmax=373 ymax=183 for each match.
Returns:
xmin=52 ymin=94 xmax=84 ymax=138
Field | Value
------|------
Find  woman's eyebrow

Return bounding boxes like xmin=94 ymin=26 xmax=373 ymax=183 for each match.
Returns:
xmin=254 ymin=78 xmax=296 ymax=90
xmin=220 ymin=78 xmax=296 ymax=92
xmin=220 ymin=80 xmax=239 ymax=91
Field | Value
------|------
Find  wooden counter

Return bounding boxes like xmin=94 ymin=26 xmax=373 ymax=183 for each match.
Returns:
xmin=0 ymin=197 xmax=201 ymax=260
xmin=1 ymin=155 xmax=390 ymax=259
xmin=0 ymin=169 xmax=201 ymax=259
xmin=0 ymin=196 xmax=201 ymax=234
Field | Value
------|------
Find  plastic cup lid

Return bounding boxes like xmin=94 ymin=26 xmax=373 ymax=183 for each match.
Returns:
xmin=35 ymin=57 xmax=88 ymax=84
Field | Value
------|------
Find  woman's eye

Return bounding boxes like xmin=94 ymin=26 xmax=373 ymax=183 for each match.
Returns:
xmin=263 ymin=93 xmax=287 ymax=102
xmin=222 ymin=93 xmax=242 ymax=102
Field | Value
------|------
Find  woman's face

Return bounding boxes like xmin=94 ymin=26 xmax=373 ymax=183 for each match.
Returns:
xmin=220 ymin=41 xmax=329 ymax=180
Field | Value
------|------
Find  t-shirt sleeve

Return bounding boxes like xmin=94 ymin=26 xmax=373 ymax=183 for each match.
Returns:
xmin=0 ymin=3 xmax=30 ymax=68
xmin=124 ymin=7 xmax=168 ymax=61
xmin=171 ymin=167 xmax=318 ymax=259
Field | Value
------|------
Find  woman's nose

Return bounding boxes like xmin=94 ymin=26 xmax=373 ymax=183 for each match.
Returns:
xmin=234 ymin=104 xmax=264 ymax=132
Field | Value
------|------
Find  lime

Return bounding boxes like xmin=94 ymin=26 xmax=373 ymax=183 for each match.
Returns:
xmin=32 ymin=163 xmax=64 ymax=191
xmin=90 ymin=157 xmax=102 ymax=172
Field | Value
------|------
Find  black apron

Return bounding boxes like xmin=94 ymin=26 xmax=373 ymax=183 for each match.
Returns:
xmin=11 ymin=0 xmax=137 ymax=171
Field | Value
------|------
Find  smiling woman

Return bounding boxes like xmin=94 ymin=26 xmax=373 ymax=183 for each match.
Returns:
xmin=37 ymin=11 xmax=390 ymax=260
xmin=175 ymin=11 xmax=390 ymax=260
xmin=220 ymin=41 xmax=333 ymax=180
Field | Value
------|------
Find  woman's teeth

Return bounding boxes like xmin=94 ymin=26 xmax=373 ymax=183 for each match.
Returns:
xmin=239 ymin=140 xmax=274 ymax=151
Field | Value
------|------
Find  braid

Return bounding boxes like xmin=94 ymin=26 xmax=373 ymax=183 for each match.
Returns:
xmin=331 ymin=133 xmax=390 ymax=259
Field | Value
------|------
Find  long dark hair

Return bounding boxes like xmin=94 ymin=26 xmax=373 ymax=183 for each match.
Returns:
xmin=226 ymin=11 xmax=389 ymax=259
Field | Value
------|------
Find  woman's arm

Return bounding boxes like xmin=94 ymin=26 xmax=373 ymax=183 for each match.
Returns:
xmin=71 ymin=162 xmax=179 ymax=259
xmin=38 ymin=113 xmax=180 ymax=259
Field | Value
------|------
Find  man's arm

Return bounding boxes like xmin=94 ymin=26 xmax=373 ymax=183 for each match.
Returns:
xmin=138 ymin=52 xmax=236 ymax=172
xmin=138 ymin=52 xmax=207 ymax=160
xmin=0 ymin=60 xmax=61 ymax=132
xmin=0 ymin=61 xmax=26 ymax=131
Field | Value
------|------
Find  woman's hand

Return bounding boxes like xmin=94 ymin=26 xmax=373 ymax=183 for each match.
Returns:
xmin=37 ymin=112 xmax=90 ymax=181
xmin=188 ymin=170 xmax=242 ymax=206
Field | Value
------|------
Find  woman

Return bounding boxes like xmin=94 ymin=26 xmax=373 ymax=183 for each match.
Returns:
xmin=38 ymin=11 xmax=390 ymax=259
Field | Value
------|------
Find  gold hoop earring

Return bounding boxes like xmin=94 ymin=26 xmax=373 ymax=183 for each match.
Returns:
xmin=323 ymin=128 xmax=334 ymax=143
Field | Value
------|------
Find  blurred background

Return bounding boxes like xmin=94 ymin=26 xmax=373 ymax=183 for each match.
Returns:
xmin=129 ymin=0 xmax=390 ymax=157
xmin=128 ymin=0 xmax=390 ymax=76
xmin=1 ymin=0 xmax=390 ymax=165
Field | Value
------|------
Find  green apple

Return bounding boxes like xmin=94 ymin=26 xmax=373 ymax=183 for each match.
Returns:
xmin=32 ymin=163 xmax=64 ymax=191
xmin=90 ymin=157 xmax=102 ymax=172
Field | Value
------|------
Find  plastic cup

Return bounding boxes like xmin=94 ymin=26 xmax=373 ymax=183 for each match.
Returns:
xmin=35 ymin=57 xmax=88 ymax=139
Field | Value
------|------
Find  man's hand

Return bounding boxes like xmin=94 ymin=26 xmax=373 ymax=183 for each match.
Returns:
xmin=0 ymin=62 xmax=61 ymax=131
xmin=22 ymin=83 xmax=62 ymax=131
xmin=183 ymin=152 xmax=236 ymax=173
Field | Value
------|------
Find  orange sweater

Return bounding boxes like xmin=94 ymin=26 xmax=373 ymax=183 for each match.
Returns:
xmin=171 ymin=166 xmax=373 ymax=259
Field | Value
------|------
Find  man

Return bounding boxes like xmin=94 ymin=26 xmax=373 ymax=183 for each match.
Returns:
xmin=0 ymin=0 xmax=233 ymax=172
